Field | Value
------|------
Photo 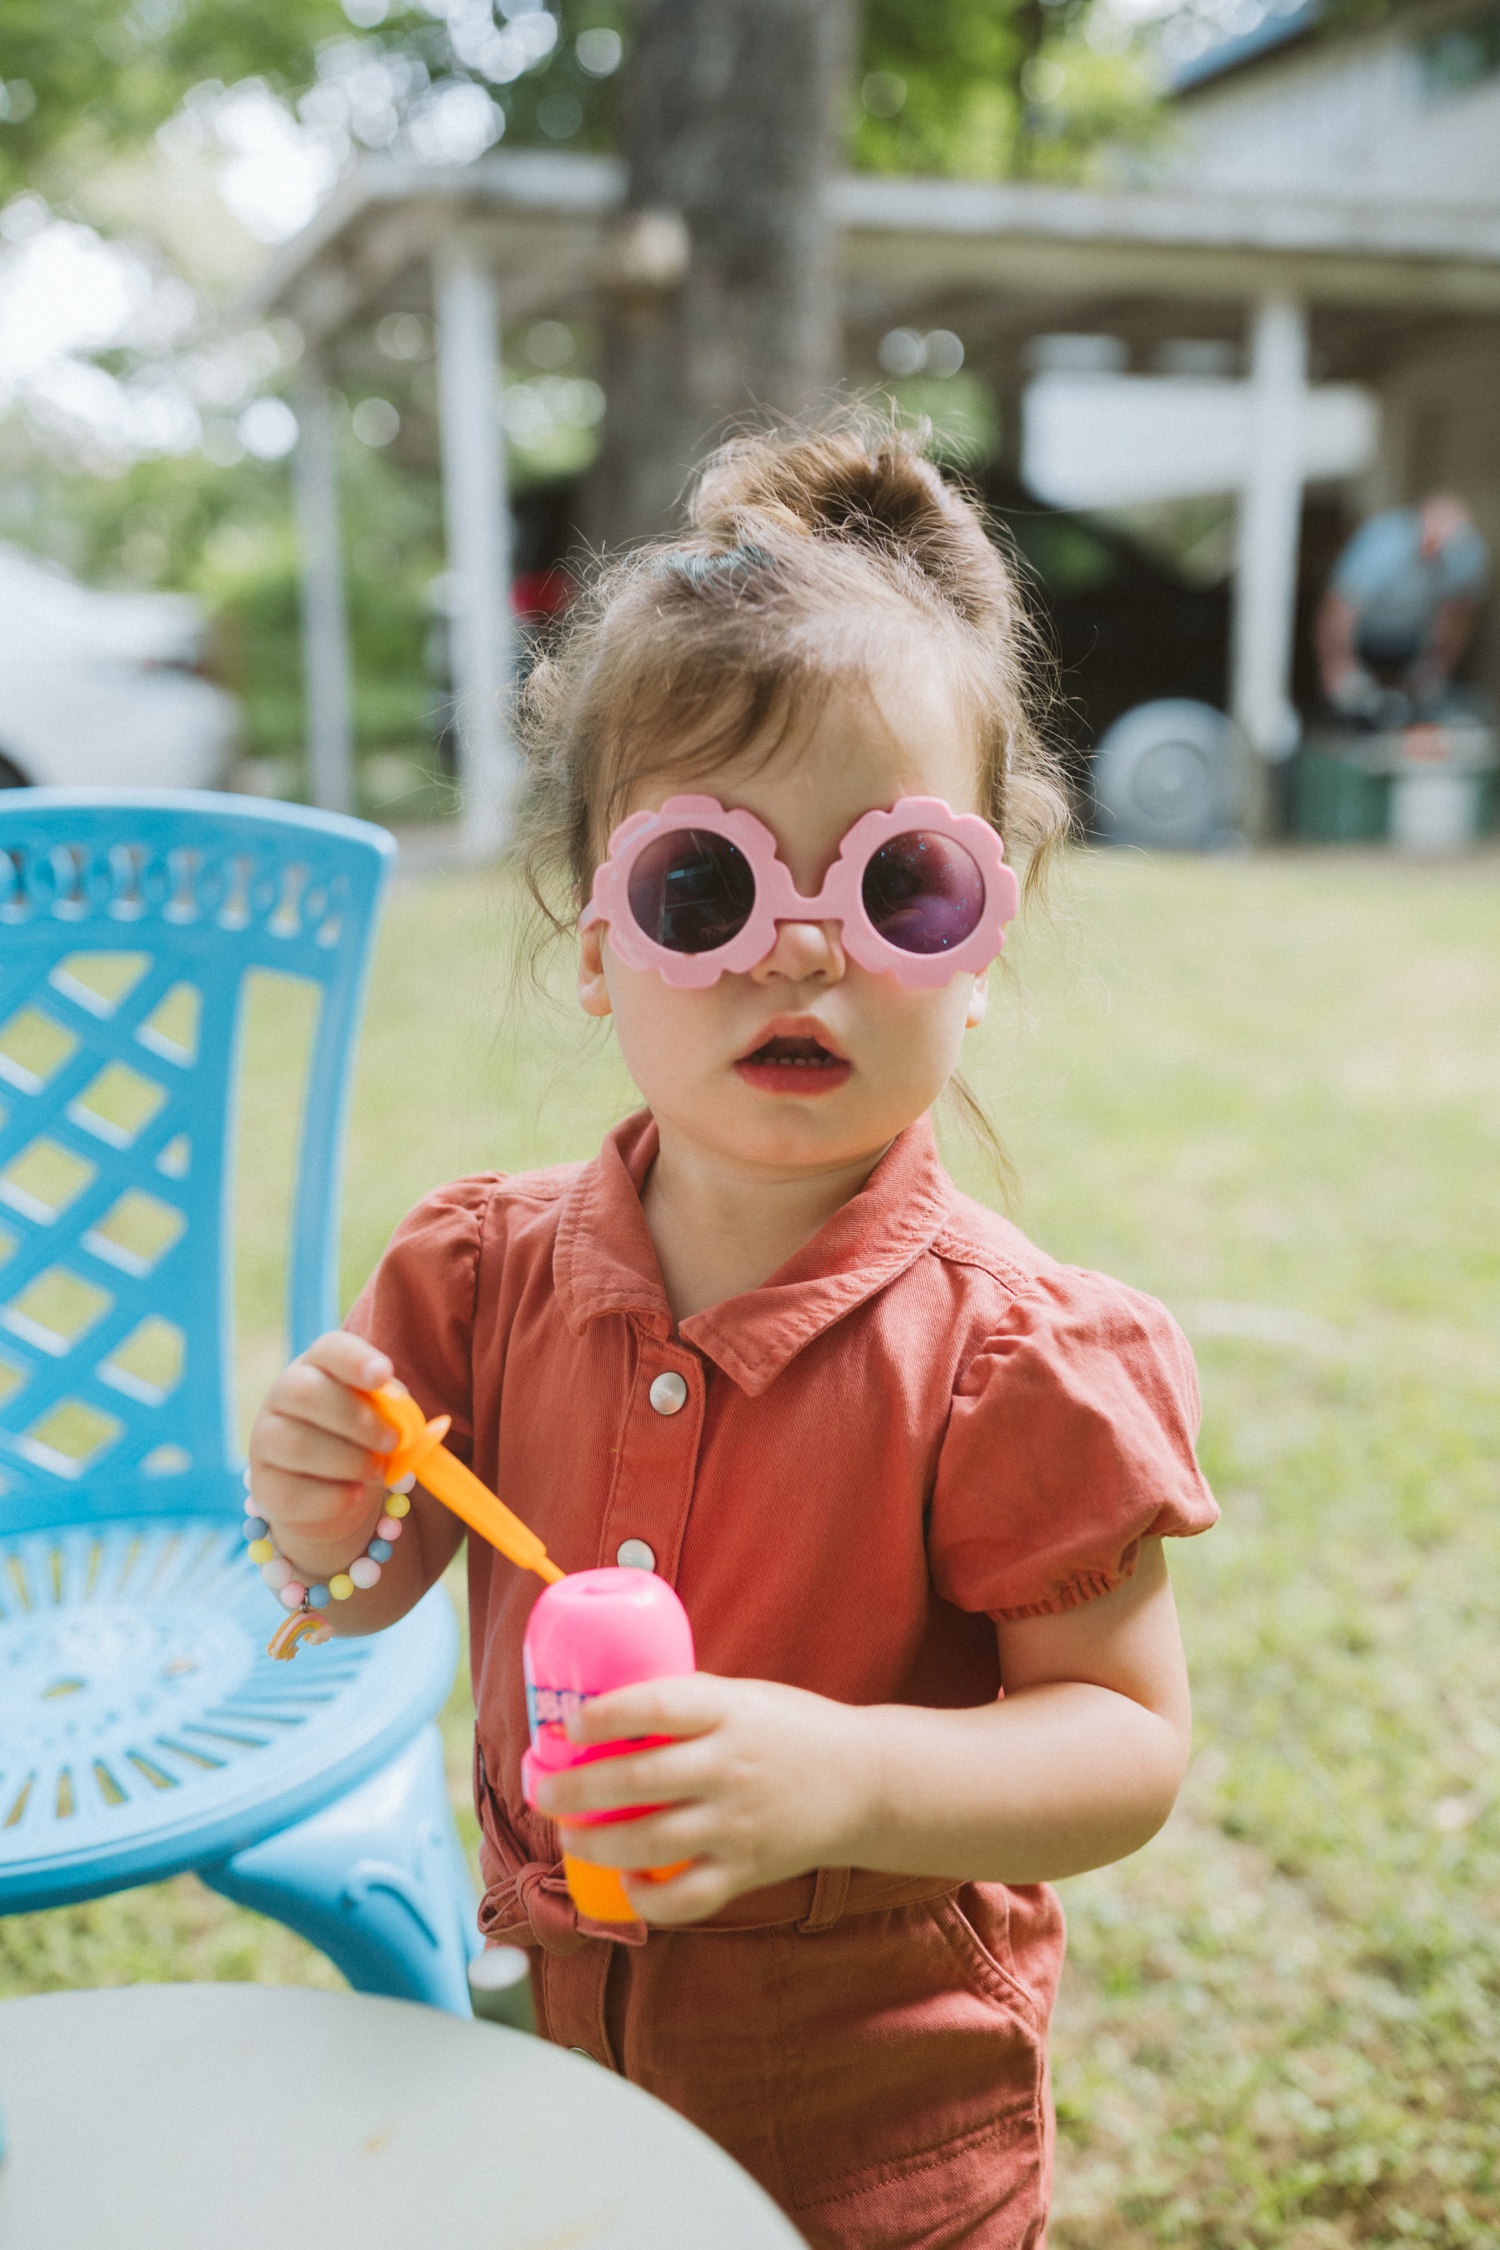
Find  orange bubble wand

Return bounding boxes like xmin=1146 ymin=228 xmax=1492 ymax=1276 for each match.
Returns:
xmin=360 ymin=1381 xmax=565 ymax=1585
xmin=265 ymin=1381 xmax=562 ymax=1660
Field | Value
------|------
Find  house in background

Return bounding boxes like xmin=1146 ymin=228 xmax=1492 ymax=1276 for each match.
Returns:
xmin=1159 ymin=0 xmax=1500 ymax=705
xmin=260 ymin=4 xmax=1500 ymax=843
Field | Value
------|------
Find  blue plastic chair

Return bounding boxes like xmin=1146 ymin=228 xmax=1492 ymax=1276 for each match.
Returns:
xmin=0 ymin=790 xmax=478 ymax=2010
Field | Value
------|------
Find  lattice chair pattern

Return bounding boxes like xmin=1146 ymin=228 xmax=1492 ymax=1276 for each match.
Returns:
xmin=0 ymin=791 xmax=478 ymax=2011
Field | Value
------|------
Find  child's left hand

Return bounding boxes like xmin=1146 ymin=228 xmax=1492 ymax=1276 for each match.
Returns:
xmin=531 ymin=1544 xmax=1194 ymax=1922
xmin=531 ymin=1674 xmax=873 ymax=1925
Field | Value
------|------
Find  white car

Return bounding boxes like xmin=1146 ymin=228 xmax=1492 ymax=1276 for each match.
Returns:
xmin=0 ymin=544 xmax=238 ymax=791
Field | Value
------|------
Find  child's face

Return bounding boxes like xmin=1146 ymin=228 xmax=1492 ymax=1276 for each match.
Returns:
xmin=577 ymin=654 xmax=993 ymax=1177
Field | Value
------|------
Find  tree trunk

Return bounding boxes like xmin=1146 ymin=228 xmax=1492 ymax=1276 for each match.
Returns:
xmin=586 ymin=0 xmax=859 ymax=549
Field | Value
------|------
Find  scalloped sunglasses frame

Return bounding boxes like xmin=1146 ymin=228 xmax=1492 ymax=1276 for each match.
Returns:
xmin=581 ymin=793 xmax=1020 ymax=990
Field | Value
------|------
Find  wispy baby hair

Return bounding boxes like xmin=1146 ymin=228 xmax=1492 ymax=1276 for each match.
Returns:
xmin=516 ymin=415 xmax=1071 ymax=927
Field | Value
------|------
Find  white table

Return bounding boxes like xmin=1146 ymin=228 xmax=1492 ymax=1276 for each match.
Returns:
xmin=0 ymin=1983 xmax=806 ymax=2249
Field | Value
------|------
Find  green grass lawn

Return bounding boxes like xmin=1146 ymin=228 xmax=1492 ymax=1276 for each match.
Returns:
xmin=4 ymin=846 xmax=1498 ymax=2247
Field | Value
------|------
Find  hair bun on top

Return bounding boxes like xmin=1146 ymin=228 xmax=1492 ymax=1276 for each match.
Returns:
xmin=689 ymin=423 xmax=1019 ymax=637
xmin=515 ymin=412 xmax=1068 ymax=953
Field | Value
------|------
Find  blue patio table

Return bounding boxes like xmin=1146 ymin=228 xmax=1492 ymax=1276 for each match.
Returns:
xmin=0 ymin=1982 xmax=808 ymax=2249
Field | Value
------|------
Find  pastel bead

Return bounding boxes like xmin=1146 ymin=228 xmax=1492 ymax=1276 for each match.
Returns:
xmin=243 ymin=1489 xmax=260 ymax=1512
xmin=307 ymin=1582 xmax=332 ymax=1608
xmin=376 ymin=1516 xmax=403 ymax=1542
xmin=387 ymin=1474 xmax=416 ymax=1496
xmin=384 ymin=1492 xmax=410 ymax=1519
xmin=279 ymin=1582 xmax=306 ymax=1610
xmin=260 ymin=1557 xmax=295 ymax=1592
xmin=366 ymin=1538 xmax=393 ymax=1564
xmin=329 ymin=1573 xmax=355 ymax=1601
xmin=348 ymin=1556 xmax=382 ymax=1591
xmin=248 ymin=1538 xmax=275 ymax=1565
xmin=242 ymin=1516 xmax=268 ymax=1541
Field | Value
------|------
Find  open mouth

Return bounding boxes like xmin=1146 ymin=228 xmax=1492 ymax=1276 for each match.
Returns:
xmin=734 ymin=1031 xmax=851 ymax=1095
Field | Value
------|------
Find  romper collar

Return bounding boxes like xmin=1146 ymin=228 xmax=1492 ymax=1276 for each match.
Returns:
xmin=553 ymin=1109 xmax=954 ymax=1395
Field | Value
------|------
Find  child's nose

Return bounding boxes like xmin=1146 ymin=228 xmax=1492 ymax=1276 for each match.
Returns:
xmin=751 ymin=918 xmax=846 ymax=984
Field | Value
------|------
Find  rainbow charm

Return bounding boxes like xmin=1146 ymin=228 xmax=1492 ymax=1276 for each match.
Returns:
xmin=267 ymin=1610 xmax=334 ymax=1661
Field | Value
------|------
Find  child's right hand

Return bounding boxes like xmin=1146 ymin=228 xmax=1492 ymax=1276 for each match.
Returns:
xmin=247 ymin=1331 xmax=400 ymax=1580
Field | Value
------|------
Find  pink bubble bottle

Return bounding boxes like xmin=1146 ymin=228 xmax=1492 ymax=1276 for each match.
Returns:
xmin=520 ymin=1567 xmax=696 ymax=1923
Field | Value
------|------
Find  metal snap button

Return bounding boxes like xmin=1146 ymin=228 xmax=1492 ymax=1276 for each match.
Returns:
xmin=648 ymin=1370 xmax=688 ymax=1415
xmin=616 ymin=1538 xmax=656 ymax=1572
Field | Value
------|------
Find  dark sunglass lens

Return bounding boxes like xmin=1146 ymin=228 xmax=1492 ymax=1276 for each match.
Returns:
xmin=862 ymin=831 xmax=985 ymax=955
xmin=627 ymin=828 xmax=756 ymax=954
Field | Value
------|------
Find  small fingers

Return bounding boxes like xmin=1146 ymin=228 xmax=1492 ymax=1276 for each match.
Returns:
xmin=558 ymin=1802 xmax=717 ymax=1872
xmin=250 ymin=1463 xmax=387 ymax=1537
xmin=535 ymin=1737 xmax=716 ymax=1820
xmin=622 ymin=1861 xmax=735 ymax=1926
xmin=303 ymin=1330 xmax=393 ymax=1391
xmin=265 ymin=1361 xmax=397 ymax=1464
xmin=566 ymin=1674 xmax=727 ymax=1748
xmin=256 ymin=1411 xmax=389 ymax=1490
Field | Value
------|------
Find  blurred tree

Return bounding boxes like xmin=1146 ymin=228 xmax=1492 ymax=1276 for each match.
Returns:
xmin=585 ymin=0 xmax=857 ymax=547
xmin=0 ymin=0 xmax=1165 ymax=203
xmin=0 ymin=0 xmax=346 ymax=195
xmin=0 ymin=0 xmax=1166 ymax=786
xmin=579 ymin=0 xmax=1159 ymax=542
xmin=0 ymin=0 xmax=632 ymax=202
xmin=853 ymin=0 xmax=1160 ymax=182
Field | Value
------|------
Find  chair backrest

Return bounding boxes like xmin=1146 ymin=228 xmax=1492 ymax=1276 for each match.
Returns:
xmin=0 ymin=791 xmax=393 ymax=1536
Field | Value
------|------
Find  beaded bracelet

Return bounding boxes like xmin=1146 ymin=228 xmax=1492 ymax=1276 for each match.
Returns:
xmin=242 ymin=1476 xmax=415 ymax=1660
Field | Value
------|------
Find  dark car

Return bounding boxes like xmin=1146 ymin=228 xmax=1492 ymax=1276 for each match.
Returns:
xmin=979 ymin=472 xmax=1231 ymax=803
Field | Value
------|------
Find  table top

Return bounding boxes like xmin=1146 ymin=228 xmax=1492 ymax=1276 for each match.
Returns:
xmin=0 ymin=1983 xmax=806 ymax=2250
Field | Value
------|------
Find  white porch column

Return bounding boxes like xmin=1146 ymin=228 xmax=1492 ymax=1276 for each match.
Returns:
xmin=291 ymin=374 xmax=355 ymax=815
xmin=433 ymin=236 xmax=515 ymax=862
xmin=1231 ymin=294 xmax=1309 ymax=774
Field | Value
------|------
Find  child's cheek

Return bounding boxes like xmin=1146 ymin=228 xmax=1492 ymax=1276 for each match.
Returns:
xmin=603 ymin=957 xmax=721 ymax=1092
xmin=871 ymin=979 xmax=974 ymax=1074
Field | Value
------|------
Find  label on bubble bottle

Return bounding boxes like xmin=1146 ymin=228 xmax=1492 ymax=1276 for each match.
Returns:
xmin=526 ymin=1682 xmax=587 ymax=1733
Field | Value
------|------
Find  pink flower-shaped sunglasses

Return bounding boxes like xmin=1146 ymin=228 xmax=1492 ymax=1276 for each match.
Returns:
xmin=581 ymin=794 xmax=1020 ymax=989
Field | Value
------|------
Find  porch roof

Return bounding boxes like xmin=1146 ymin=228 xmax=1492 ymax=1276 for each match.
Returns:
xmin=257 ymin=150 xmax=1500 ymax=350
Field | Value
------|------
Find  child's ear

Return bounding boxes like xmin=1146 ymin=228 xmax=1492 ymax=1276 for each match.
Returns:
xmin=964 ymin=969 xmax=989 ymax=1031
xmin=578 ymin=924 xmax=613 ymax=1019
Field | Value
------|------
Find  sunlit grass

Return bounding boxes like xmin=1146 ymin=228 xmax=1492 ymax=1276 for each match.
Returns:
xmin=3 ymin=844 xmax=1497 ymax=2245
xmin=988 ymin=852 xmax=1500 ymax=2250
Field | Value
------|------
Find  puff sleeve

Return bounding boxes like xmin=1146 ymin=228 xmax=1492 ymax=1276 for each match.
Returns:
xmin=341 ymin=1179 xmax=494 ymax=1468
xmin=929 ymin=1266 xmax=1217 ymax=1621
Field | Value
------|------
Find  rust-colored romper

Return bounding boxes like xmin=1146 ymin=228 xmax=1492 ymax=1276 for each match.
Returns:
xmin=347 ymin=1112 xmax=1217 ymax=2250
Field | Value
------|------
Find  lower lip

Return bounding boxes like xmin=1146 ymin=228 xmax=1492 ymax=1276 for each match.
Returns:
xmin=734 ymin=1058 xmax=852 ymax=1096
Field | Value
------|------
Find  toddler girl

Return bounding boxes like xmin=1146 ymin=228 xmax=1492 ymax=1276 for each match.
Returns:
xmin=250 ymin=424 xmax=1217 ymax=2249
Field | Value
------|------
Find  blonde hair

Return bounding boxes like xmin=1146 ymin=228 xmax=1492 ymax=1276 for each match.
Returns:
xmin=515 ymin=417 xmax=1072 ymax=1189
